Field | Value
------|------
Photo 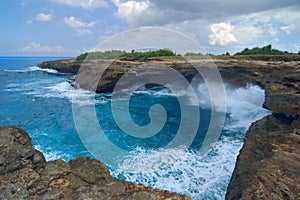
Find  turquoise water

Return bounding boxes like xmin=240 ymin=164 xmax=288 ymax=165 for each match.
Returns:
xmin=0 ymin=57 xmax=271 ymax=199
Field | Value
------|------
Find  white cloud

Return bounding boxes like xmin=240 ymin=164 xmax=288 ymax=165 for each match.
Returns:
xmin=292 ymin=44 xmax=300 ymax=51
xmin=35 ymin=13 xmax=53 ymax=21
xmin=112 ymin=0 xmax=299 ymax=27
xmin=26 ymin=20 xmax=34 ymax=24
xmin=27 ymin=12 xmax=53 ymax=24
xmin=110 ymin=1 xmax=299 ymax=53
xmin=77 ymin=28 xmax=93 ymax=35
xmin=281 ymin=24 xmax=295 ymax=34
xmin=52 ymin=0 xmax=108 ymax=9
xmin=20 ymin=42 xmax=68 ymax=53
xmin=21 ymin=0 xmax=33 ymax=6
xmin=63 ymin=16 xmax=96 ymax=28
xmin=209 ymin=23 xmax=237 ymax=46
xmin=272 ymin=7 xmax=300 ymax=26
xmin=273 ymin=8 xmax=300 ymax=34
xmin=220 ymin=9 xmax=282 ymax=47
xmin=63 ymin=16 xmax=97 ymax=35
xmin=114 ymin=0 xmax=149 ymax=24
xmin=233 ymin=23 xmax=277 ymax=45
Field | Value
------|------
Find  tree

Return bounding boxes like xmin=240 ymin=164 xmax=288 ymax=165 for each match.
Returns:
xmin=234 ymin=44 xmax=286 ymax=55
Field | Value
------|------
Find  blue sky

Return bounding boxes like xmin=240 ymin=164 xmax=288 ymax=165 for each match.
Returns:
xmin=0 ymin=0 xmax=299 ymax=56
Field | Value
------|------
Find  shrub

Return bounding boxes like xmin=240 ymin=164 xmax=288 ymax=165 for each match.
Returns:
xmin=235 ymin=44 xmax=289 ymax=55
xmin=76 ymin=48 xmax=177 ymax=61
xmin=76 ymin=50 xmax=126 ymax=60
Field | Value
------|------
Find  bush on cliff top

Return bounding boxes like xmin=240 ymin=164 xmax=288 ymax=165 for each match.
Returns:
xmin=76 ymin=48 xmax=176 ymax=61
xmin=235 ymin=44 xmax=288 ymax=55
xmin=76 ymin=50 xmax=126 ymax=60
xmin=122 ymin=48 xmax=176 ymax=61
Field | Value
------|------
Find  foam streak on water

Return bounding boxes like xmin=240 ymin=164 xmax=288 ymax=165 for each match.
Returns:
xmin=4 ymin=66 xmax=59 ymax=74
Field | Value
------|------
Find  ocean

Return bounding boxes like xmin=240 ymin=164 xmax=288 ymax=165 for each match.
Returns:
xmin=0 ymin=57 xmax=271 ymax=199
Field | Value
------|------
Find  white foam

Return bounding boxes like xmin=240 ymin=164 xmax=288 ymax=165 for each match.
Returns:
xmin=34 ymin=145 xmax=68 ymax=161
xmin=5 ymin=80 xmax=53 ymax=93
xmin=4 ymin=66 xmax=58 ymax=74
xmin=133 ymin=88 xmax=172 ymax=96
xmin=111 ymin=82 xmax=271 ymax=200
xmin=113 ymin=137 xmax=243 ymax=199
xmin=41 ymin=81 xmax=110 ymax=106
xmin=29 ymin=66 xmax=59 ymax=74
xmin=114 ymin=84 xmax=188 ymax=98
xmin=6 ymin=77 xmax=109 ymax=106
xmin=224 ymin=84 xmax=271 ymax=132
xmin=116 ymin=147 xmax=187 ymax=173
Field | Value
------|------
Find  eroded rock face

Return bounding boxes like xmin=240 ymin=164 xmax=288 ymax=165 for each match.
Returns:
xmin=225 ymin=116 xmax=300 ymax=200
xmin=0 ymin=126 xmax=190 ymax=200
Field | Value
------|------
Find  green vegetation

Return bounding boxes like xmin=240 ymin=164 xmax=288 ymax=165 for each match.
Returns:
xmin=183 ymin=45 xmax=298 ymax=57
xmin=75 ymin=45 xmax=300 ymax=61
xmin=122 ymin=48 xmax=176 ymax=61
xmin=235 ymin=44 xmax=289 ymax=55
xmin=183 ymin=45 xmax=300 ymax=61
xmin=222 ymin=55 xmax=300 ymax=61
xmin=76 ymin=50 xmax=126 ymax=60
xmin=76 ymin=48 xmax=177 ymax=61
xmin=184 ymin=52 xmax=203 ymax=56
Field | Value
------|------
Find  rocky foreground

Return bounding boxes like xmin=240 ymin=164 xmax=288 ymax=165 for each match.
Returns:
xmin=38 ymin=57 xmax=300 ymax=199
xmin=0 ymin=126 xmax=189 ymax=199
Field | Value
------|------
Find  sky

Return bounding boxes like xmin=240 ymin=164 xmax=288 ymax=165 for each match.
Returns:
xmin=0 ymin=0 xmax=299 ymax=56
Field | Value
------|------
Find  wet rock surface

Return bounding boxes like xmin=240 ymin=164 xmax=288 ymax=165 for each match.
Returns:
xmin=39 ymin=57 xmax=300 ymax=199
xmin=0 ymin=126 xmax=190 ymax=199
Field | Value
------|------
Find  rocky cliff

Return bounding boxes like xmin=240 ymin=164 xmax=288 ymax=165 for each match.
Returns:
xmin=217 ymin=61 xmax=300 ymax=199
xmin=38 ymin=57 xmax=300 ymax=199
xmin=0 ymin=126 xmax=189 ymax=199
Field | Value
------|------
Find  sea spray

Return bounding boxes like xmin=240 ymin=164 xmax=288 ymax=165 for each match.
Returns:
xmin=111 ymin=81 xmax=271 ymax=199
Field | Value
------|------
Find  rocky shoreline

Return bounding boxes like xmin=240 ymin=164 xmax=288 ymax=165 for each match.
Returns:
xmin=0 ymin=126 xmax=189 ymax=199
xmin=21 ymin=57 xmax=300 ymax=198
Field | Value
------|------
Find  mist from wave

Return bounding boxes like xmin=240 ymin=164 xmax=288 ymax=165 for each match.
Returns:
xmin=110 ymin=80 xmax=271 ymax=199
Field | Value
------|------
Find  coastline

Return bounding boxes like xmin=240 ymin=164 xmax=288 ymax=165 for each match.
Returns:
xmin=3 ymin=57 xmax=299 ymax=198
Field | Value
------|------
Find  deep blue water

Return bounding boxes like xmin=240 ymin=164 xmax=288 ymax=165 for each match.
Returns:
xmin=0 ymin=57 xmax=271 ymax=199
